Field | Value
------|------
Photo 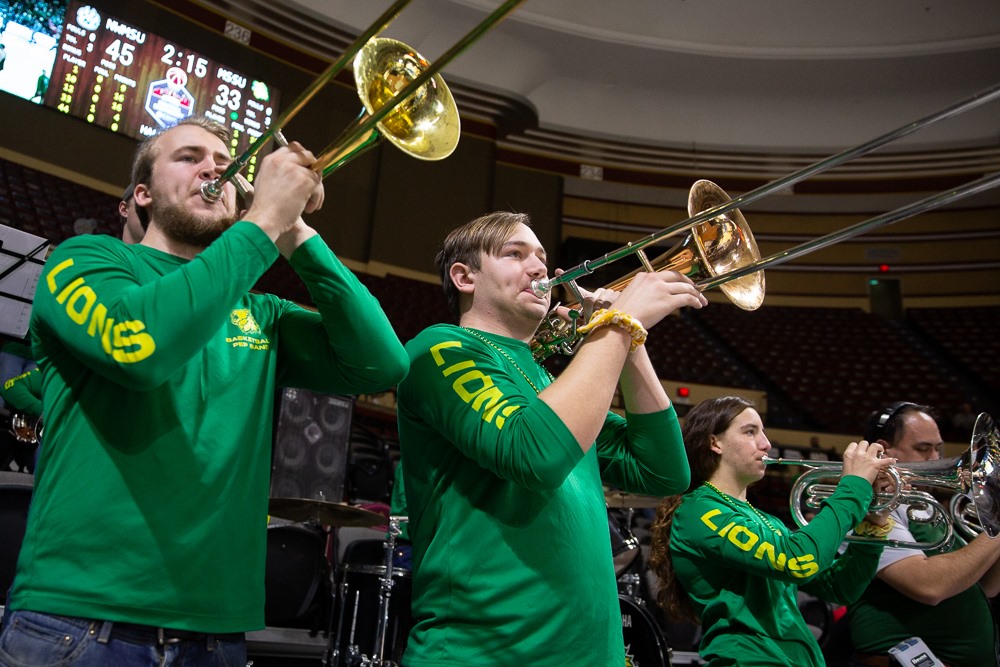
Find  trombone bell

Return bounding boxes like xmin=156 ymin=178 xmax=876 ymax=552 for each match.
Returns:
xmin=687 ymin=180 xmax=765 ymax=311
xmin=314 ymin=38 xmax=461 ymax=175
xmin=356 ymin=38 xmax=460 ymax=161
xmin=529 ymin=180 xmax=764 ymax=360
xmin=605 ymin=180 xmax=765 ymax=311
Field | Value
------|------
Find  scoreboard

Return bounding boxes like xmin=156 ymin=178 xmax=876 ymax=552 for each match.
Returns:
xmin=44 ymin=2 xmax=281 ymax=180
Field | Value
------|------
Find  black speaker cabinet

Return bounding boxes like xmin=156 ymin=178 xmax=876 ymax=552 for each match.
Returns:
xmin=270 ymin=388 xmax=353 ymax=503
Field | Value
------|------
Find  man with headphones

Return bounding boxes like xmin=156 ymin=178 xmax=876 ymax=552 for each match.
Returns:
xmin=847 ymin=401 xmax=1000 ymax=667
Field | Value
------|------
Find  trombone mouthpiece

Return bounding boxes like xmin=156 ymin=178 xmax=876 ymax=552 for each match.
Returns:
xmin=200 ymin=180 xmax=223 ymax=203
xmin=530 ymin=278 xmax=551 ymax=297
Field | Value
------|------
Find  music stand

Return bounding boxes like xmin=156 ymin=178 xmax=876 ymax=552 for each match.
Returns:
xmin=0 ymin=225 xmax=49 ymax=338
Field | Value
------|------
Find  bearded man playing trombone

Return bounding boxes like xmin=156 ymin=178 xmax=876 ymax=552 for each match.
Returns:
xmin=394 ymin=211 xmax=705 ymax=666
xmin=0 ymin=116 xmax=408 ymax=667
xmin=848 ymin=402 xmax=1000 ymax=667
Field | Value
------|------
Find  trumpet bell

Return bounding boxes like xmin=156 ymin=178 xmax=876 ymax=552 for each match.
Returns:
xmin=687 ymin=180 xmax=765 ymax=311
xmin=355 ymin=38 xmax=460 ymax=161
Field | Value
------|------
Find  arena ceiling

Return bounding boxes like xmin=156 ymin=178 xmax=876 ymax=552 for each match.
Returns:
xmin=199 ymin=0 xmax=1000 ymax=208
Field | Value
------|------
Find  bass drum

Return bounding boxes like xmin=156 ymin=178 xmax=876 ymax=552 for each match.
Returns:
xmin=264 ymin=523 xmax=332 ymax=630
xmin=620 ymin=594 xmax=672 ymax=667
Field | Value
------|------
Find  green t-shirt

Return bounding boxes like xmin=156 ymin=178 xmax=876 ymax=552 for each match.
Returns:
xmin=848 ymin=506 xmax=999 ymax=667
xmin=397 ymin=324 xmax=690 ymax=666
xmin=671 ymin=477 xmax=882 ymax=667
xmin=9 ymin=222 xmax=407 ymax=632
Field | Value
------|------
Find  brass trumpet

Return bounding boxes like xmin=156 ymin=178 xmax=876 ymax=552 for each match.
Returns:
xmin=766 ymin=413 xmax=1000 ymax=550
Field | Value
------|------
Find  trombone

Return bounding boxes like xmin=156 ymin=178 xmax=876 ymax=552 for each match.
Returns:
xmin=200 ymin=0 xmax=528 ymax=202
xmin=529 ymin=82 xmax=1000 ymax=361
xmin=766 ymin=413 xmax=1000 ymax=551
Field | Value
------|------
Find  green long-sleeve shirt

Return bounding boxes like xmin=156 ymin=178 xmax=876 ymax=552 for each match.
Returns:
xmin=397 ymin=324 xmax=690 ymax=666
xmin=10 ymin=222 xmax=407 ymax=632
xmin=671 ymin=477 xmax=882 ymax=667
xmin=1 ymin=367 xmax=42 ymax=416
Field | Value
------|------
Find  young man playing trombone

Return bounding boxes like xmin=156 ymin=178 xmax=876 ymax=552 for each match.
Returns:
xmin=0 ymin=116 xmax=408 ymax=667
xmin=848 ymin=402 xmax=1000 ymax=667
xmin=394 ymin=211 xmax=704 ymax=665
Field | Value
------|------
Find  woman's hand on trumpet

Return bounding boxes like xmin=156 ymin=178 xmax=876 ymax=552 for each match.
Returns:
xmin=864 ymin=469 xmax=897 ymax=527
xmin=841 ymin=439 xmax=896 ymax=485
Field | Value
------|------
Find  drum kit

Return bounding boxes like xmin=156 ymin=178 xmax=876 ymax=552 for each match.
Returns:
xmin=605 ymin=490 xmax=676 ymax=667
xmin=265 ymin=496 xmax=412 ymax=667
xmin=266 ymin=491 xmax=679 ymax=667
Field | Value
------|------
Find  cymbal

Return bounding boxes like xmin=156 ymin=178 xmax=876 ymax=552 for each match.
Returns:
xmin=604 ymin=490 xmax=664 ymax=509
xmin=268 ymin=497 xmax=385 ymax=527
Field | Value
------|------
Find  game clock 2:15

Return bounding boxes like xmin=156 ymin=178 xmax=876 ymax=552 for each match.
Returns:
xmin=45 ymin=0 xmax=280 ymax=169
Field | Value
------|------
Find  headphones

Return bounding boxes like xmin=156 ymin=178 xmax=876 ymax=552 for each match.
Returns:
xmin=864 ymin=401 xmax=920 ymax=443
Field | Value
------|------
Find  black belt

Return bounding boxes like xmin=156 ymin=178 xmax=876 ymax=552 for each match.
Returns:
xmin=90 ymin=620 xmax=244 ymax=646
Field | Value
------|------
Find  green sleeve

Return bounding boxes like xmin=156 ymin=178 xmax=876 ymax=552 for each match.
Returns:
xmin=596 ymin=407 xmax=691 ymax=496
xmin=673 ymin=476 xmax=873 ymax=584
xmin=398 ymin=328 xmax=583 ymax=491
xmin=32 ymin=223 xmax=278 ymax=390
xmin=798 ymin=542 xmax=884 ymax=604
xmin=273 ymin=235 xmax=408 ymax=393
xmin=1 ymin=367 xmax=43 ymax=416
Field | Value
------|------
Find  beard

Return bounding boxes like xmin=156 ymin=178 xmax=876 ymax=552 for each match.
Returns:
xmin=148 ymin=197 xmax=238 ymax=248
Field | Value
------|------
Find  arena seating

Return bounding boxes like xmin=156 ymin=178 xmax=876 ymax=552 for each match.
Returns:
xmin=908 ymin=306 xmax=1000 ymax=397
xmin=2 ymin=156 xmax=994 ymax=441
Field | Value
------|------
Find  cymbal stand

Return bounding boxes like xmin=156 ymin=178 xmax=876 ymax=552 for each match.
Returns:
xmin=327 ymin=515 xmax=407 ymax=667
xmin=368 ymin=515 xmax=406 ymax=667
xmin=616 ymin=507 xmax=643 ymax=601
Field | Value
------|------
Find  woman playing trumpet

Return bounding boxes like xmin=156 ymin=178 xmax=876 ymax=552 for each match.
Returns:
xmin=649 ymin=397 xmax=895 ymax=666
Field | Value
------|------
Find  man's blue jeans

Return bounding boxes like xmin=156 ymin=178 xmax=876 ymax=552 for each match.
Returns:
xmin=0 ymin=610 xmax=247 ymax=667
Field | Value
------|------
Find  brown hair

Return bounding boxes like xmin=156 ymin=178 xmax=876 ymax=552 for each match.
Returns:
xmin=130 ymin=116 xmax=232 ymax=226
xmin=435 ymin=211 xmax=532 ymax=318
xmin=648 ymin=396 xmax=756 ymax=623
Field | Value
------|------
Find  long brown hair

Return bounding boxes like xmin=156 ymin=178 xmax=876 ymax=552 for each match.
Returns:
xmin=648 ymin=396 xmax=755 ymax=623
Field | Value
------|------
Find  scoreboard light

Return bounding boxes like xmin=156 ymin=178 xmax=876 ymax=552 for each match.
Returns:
xmin=44 ymin=1 xmax=281 ymax=166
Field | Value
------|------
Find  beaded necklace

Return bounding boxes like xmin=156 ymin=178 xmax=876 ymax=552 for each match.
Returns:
xmin=462 ymin=327 xmax=554 ymax=394
xmin=702 ymin=481 xmax=783 ymax=536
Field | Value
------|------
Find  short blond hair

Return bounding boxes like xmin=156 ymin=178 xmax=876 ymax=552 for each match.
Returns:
xmin=435 ymin=212 xmax=532 ymax=318
xmin=129 ymin=116 xmax=231 ymax=225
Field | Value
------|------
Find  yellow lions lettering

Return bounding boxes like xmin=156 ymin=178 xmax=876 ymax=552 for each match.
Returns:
xmin=700 ymin=508 xmax=819 ymax=579
xmin=45 ymin=258 xmax=155 ymax=363
xmin=430 ymin=340 xmax=522 ymax=430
